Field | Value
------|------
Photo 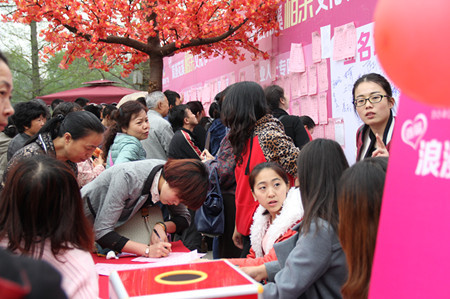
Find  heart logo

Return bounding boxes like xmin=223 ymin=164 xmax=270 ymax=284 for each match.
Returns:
xmin=401 ymin=113 xmax=428 ymax=150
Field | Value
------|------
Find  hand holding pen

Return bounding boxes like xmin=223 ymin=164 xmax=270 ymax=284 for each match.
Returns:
xmin=151 ymin=222 xmax=172 ymax=254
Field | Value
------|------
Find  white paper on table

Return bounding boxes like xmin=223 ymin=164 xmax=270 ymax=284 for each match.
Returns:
xmin=95 ymin=250 xmax=205 ymax=276
xmin=131 ymin=251 xmax=200 ymax=263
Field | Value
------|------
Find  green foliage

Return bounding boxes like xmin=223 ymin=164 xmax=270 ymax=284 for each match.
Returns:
xmin=5 ymin=51 xmax=139 ymax=103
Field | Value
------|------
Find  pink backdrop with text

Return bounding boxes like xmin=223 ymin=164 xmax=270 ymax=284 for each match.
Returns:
xmin=370 ymin=94 xmax=450 ymax=298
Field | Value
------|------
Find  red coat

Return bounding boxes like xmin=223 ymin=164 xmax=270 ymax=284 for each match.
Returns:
xmin=229 ymin=187 xmax=303 ymax=267
xmin=228 ymin=229 xmax=298 ymax=267
xmin=234 ymin=115 xmax=299 ymax=236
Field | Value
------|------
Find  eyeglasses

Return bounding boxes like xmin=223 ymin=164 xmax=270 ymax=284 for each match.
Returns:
xmin=353 ymin=94 xmax=390 ymax=107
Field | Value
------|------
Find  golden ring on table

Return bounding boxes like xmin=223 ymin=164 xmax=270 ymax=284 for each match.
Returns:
xmin=154 ymin=270 xmax=208 ymax=285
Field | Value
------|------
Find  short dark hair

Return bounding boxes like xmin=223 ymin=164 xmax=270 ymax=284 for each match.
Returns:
xmin=50 ymin=99 xmax=64 ymax=111
xmin=74 ymin=97 xmax=90 ymax=107
xmin=249 ymin=162 xmax=289 ymax=192
xmin=168 ymin=104 xmax=189 ymax=132
xmin=135 ymin=97 xmax=147 ymax=108
xmin=208 ymin=102 xmax=220 ymax=119
xmin=0 ymin=155 xmax=94 ymax=258
xmin=101 ymin=104 xmax=117 ymax=119
xmin=163 ymin=159 xmax=209 ymax=210
xmin=186 ymin=101 xmax=204 ymax=117
xmin=83 ymin=104 xmax=102 ymax=120
xmin=164 ymin=90 xmax=181 ymax=107
xmin=299 ymin=115 xmax=315 ymax=130
xmin=297 ymin=139 xmax=349 ymax=234
xmin=11 ymin=101 xmax=48 ymax=133
xmin=52 ymin=102 xmax=82 ymax=118
xmin=264 ymin=85 xmax=285 ymax=112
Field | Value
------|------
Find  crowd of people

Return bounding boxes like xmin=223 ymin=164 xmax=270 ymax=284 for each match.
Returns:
xmin=0 ymin=48 xmax=395 ymax=298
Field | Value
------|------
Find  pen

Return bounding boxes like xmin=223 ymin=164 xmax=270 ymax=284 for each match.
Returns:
xmin=153 ymin=228 xmax=172 ymax=252
xmin=153 ymin=228 xmax=162 ymax=241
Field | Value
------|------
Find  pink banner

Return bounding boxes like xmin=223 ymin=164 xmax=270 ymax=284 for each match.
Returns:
xmin=370 ymin=94 xmax=450 ymax=298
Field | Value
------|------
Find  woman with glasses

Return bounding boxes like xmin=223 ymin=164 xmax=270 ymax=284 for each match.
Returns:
xmin=353 ymin=73 xmax=396 ymax=161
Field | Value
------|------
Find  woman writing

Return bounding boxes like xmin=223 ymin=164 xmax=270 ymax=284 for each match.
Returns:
xmin=81 ymin=159 xmax=209 ymax=258
xmin=3 ymin=110 xmax=104 ymax=183
xmin=221 ymin=81 xmax=299 ymax=257
xmin=353 ymin=73 xmax=395 ymax=161
xmin=0 ymin=156 xmax=98 ymax=298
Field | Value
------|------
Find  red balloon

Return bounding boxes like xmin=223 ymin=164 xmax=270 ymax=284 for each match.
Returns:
xmin=374 ymin=0 xmax=450 ymax=107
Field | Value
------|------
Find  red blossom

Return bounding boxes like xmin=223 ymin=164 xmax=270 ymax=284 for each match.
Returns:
xmin=4 ymin=0 xmax=282 ymax=90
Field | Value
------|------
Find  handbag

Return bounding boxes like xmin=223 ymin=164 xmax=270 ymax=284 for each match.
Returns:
xmin=115 ymin=205 xmax=163 ymax=245
xmin=195 ymin=167 xmax=224 ymax=237
xmin=115 ymin=165 xmax=164 ymax=244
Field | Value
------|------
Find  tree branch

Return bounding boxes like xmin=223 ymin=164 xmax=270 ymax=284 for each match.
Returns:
xmin=63 ymin=24 xmax=152 ymax=53
xmin=159 ymin=17 xmax=249 ymax=56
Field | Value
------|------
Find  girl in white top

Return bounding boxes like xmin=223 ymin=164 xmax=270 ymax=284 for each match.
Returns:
xmin=0 ymin=155 xmax=98 ymax=298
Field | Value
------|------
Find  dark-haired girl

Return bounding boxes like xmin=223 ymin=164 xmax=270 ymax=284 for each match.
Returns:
xmin=221 ymin=81 xmax=299 ymax=257
xmin=228 ymin=162 xmax=302 ymax=267
xmin=338 ymin=157 xmax=388 ymax=299
xmin=243 ymin=139 xmax=349 ymax=298
xmin=0 ymin=156 xmax=98 ymax=298
xmin=3 ymin=110 xmax=105 ymax=182
xmin=353 ymin=73 xmax=396 ymax=161
xmin=103 ymin=100 xmax=149 ymax=168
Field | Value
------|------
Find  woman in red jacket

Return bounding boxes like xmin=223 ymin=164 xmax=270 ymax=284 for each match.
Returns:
xmin=222 ymin=81 xmax=299 ymax=257
xmin=228 ymin=162 xmax=302 ymax=267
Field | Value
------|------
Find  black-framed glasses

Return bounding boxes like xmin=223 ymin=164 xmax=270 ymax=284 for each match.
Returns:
xmin=353 ymin=94 xmax=390 ymax=107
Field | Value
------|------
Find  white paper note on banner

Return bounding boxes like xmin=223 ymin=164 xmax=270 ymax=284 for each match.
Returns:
xmin=320 ymin=25 xmax=331 ymax=59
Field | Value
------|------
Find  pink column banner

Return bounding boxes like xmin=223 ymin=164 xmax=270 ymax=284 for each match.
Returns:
xmin=370 ymin=94 xmax=450 ymax=299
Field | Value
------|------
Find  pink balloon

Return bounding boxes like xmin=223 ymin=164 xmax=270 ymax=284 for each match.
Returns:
xmin=374 ymin=0 xmax=450 ymax=107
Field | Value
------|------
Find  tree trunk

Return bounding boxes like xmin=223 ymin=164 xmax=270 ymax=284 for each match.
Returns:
xmin=147 ymin=54 xmax=163 ymax=93
xmin=30 ymin=21 xmax=41 ymax=99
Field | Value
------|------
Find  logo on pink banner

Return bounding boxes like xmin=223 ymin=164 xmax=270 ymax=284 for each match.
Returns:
xmin=369 ymin=94 xmax=450 ymax=298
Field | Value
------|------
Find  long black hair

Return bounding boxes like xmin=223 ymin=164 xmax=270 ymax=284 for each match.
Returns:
xmin=221 ymin=81 xmax=268 ymax=165
xmin=297 ymin=139 xmax=349 ymax=234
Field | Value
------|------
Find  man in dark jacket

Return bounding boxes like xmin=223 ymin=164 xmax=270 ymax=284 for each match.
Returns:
xmin=168 ymin=104 xmax=202 ymax=160
xmin=167 ymin=104 xmax=206 ymax=251
xmin=264 ymin=85 xmax=310 ymax=149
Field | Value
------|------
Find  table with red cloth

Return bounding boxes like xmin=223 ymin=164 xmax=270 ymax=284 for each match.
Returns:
xmin=92 ymin=241 xmax=190 ymax=299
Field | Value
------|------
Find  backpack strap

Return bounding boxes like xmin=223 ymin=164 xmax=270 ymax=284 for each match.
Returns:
xmin=205 ymin=130 xmax=211 ymax=152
